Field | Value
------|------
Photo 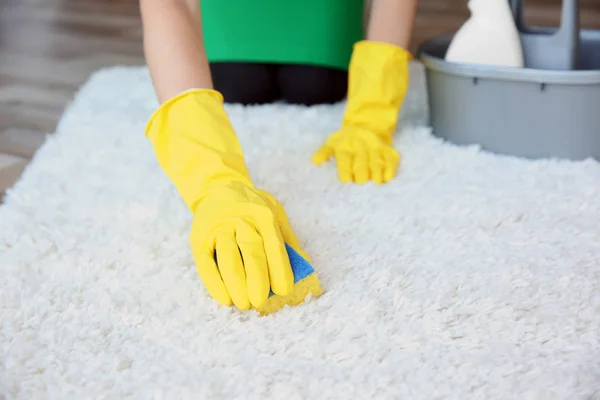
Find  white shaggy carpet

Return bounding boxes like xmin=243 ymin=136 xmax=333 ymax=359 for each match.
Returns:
xmin=1 ymin=62 xmax=600 ymax=399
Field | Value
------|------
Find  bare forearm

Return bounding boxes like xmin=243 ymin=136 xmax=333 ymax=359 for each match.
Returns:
xmin=366 ymin=0 xmax=418 ymax=49
xmin=140 ymin=0 xmax=212 ymax=103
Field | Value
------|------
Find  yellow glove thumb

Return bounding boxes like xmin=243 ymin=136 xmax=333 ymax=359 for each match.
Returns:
xmin=311 ymin=144 xmax=334 ymax=166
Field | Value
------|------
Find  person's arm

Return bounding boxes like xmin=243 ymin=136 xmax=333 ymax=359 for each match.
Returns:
xmin=365 ymin=0 xmax=418 ymax=49
xmin=312 ymin=0 xmax=418 ymax=185
xmin=141 ymin=0 xmax=307 ymax=312
xmin=139 ymin=0 xmax=213 ymax=103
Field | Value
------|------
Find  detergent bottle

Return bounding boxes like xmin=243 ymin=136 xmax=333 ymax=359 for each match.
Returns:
xmin=445 ymin=0 xmax=524 ymax=67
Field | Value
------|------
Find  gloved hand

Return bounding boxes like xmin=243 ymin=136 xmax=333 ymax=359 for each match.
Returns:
xmin=312 ymin=127 xmax=400 ymax=184
xmin=312 ymin=40 xmax=411 ymax=184
xmin=145 ymin=89 xmax=309 ymax=310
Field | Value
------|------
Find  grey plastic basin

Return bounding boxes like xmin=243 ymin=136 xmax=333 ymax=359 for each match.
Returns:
xmin=417 ymin=30 xmax=600 ymax=161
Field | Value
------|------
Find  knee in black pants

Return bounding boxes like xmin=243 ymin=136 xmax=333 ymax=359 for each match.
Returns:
xmin=277 ymin=65 xmax=348 ymax=106
xmin=209 ymin=62 xmax=279 ymax=105
xmin=209 ymin=62 xmax=348 ymax=106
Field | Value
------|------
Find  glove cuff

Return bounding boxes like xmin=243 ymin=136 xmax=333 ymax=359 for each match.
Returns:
xmin=145 ymin=88 xmax=225 ymax=138
xmin=145 ymin=89 xmax=254 ymax=212
xmin=342 ymin=40 xmax=411 ymax=143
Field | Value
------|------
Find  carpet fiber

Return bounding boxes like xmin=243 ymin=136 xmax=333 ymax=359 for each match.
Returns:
xmin=1 ymin=63 xmax=599 ymax=399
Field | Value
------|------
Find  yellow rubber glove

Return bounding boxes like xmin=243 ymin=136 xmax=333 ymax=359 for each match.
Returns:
xmin=145 ymin=89 xmax=309 ymax=311
xmin=312 ymin=40 xmax=411 ymax=184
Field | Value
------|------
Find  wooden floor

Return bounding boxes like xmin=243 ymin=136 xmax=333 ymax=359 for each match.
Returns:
xmin=1 ymin=0 xmax=599 ymax=199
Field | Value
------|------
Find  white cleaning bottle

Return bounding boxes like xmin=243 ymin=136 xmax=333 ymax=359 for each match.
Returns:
xmin=445 ymin=0 xmax=524 ymax=68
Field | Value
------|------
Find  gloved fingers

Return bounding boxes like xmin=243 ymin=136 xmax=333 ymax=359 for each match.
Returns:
xmin=383 ymin=148 xmax=401 ymax=183
xmin=235 ymin=222 xmax=270 ymax=309
xmin=257 ymin=217 xmax=294 ymax=297
xmin=311 ymin=144 xmax=333 ymax=166
xmin=334 ymin=150 xmax=353 ymax=183
xmin=215 ymin=226 xmax=251 ymax=310
xmin=192 ymin=235 xmax=232 ymax=307
xmin=352 ymin=148 xmax=370 ymax=184
xmin=369 ymin=150 xmax=385 ymax=185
